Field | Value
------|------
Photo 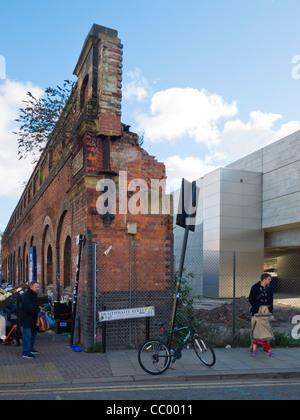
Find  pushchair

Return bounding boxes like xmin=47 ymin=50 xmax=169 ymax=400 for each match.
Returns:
xmin=0 ymin=285 xmax=26 ymax=346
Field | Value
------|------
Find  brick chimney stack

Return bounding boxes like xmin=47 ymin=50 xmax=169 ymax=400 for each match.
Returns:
xmin=74 ymin=24 xmax=123 ymax=137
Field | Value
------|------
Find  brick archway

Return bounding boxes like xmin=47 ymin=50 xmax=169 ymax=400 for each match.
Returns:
xmin=12 ymin=251 xmax=16 ymax=286
xmin=17 ymin=246 xmax=22 ymax=285
xmin=63 ymin=236 xmax=72 ymax=289
xmin=22 ymin=242 xmax=28 ymax=284
xmin=41 ymin=216 xmax=55 ymax=293
xmin=55 ymin=201 xmax=72 ymax=299
xmin=46 ymin=244 xmax=53 ymax=286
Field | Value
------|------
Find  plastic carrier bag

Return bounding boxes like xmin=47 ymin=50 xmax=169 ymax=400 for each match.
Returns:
xmin=36 ymin=311 xmax=54 ymax=333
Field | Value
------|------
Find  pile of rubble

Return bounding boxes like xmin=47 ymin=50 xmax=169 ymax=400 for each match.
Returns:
xmin=196 ymin=297 xmax=298 ymax=324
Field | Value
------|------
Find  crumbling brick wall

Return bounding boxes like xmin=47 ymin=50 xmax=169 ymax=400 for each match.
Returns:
xmin=1 ymin=25 xmax=173 ymax=347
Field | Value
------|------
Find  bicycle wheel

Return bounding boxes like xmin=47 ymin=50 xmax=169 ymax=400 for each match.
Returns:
xmin=193 ymin=335 xmax=216 ymax=367
xmin=138 ymin=340 xmax=171 ymax=375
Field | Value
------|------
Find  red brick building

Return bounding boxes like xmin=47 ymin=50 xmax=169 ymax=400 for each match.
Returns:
xmin=1 ymin=25 xmax=173 ymax=348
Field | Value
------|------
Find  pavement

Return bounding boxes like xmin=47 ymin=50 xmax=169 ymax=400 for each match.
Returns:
xmin=0 ymin=331 xmax=300 ymax=387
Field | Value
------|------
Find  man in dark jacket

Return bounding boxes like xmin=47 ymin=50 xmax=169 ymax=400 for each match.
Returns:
xmin=249 ymin=273 xmax=274 ymax=317
xmin=20 ymin=281 xmax=41 ymax=359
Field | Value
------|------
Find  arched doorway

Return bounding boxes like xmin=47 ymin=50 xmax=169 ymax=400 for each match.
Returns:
xmin=63 ymin=236 xmax=72 ymax=289
xmin=12 ymin=252 xmax=16 ymax=286
xmin=41 ymin=218 xmax=55 ymax=294
xmin=56 ymin=201 xmax=72 ymax=300
xmin=18 ymin=247 xmax=22 ymax=285
xmin=25 ymin=255 xmax=29 ymax=284
xmin=46 ymin=245 xmax=53 ymax=286
xmin=23 ymin=243 xmax=28 ymax=284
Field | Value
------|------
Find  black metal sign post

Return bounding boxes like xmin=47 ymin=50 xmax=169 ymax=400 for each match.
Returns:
xmin=70 ymin=234 xmax=86 ymax=347
xmin=168 ymin=179 xmax=199 ymax=348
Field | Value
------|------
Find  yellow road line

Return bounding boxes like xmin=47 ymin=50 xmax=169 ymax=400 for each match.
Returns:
xmin=0 ymin=379 xmax=299 ymax=396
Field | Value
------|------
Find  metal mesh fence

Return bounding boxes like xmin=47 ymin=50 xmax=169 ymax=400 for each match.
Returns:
xmin=95 ymin=241 xmax=174 ymax=350
xmin=94 ymin=244 xmax=300 ymax=350
xmin=180 ymin=250 xmax=300 ymax=348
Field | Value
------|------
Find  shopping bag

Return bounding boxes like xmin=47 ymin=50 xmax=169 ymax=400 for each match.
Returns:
xmin=47 ymin=314 xmax=55 ymax=328
xmin=36 ymin=311 xmax=53 ymax=332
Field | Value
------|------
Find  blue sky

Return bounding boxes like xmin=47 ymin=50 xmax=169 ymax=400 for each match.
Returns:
xmin=1 ymin=0 xmax=300 ymax=232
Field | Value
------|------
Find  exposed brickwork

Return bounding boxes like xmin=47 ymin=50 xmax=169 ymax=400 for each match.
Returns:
xmin=99 ymin=113 xmax=121 ymax=136
xmin=1 ymin=25 xmax=173 ymax=348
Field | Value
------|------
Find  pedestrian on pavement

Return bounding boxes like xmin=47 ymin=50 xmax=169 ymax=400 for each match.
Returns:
xmin=20 ymin=281 xmax=42 ymax=360
xmin=249 ymin=273 xmax=274 ymax=317
xmin=248 ymin=273 xmax=274 ymax=353
xmin=251 ymin=305 xmax=275 ymax=357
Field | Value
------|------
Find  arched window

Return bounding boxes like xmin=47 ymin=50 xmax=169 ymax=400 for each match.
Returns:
xmin=25 ymin=255 xmax=29 ymax=284
xmin=23 ymin=243 xmax=27 ymax=284
xmin=13 ymin=252 xmax=16 ymax=286
xmin=18 ymin=247 xmax=22 ymax=285
xmin=46 ymin=245 xmax=53 ymax=285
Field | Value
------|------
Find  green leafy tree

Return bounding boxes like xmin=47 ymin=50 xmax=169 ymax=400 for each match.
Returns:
xmin=172 ymin=269 xmax=201 ymax=346
xmin=14 ymin=80 xmax=75 ymax=163
xmin=174 ymin=269 xmax=197 ymax=323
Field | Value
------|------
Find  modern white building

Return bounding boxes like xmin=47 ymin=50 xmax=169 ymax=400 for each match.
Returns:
xmin=174 ymin=129 xmax=300 ymax=298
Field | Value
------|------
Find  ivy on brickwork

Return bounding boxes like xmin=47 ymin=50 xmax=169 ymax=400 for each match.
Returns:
xmin=14 ymin=80 xmax=77 ymax=164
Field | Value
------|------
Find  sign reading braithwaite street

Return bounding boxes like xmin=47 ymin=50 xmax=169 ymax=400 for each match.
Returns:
xmin=99 ymin=306 xmax=155 ymax=322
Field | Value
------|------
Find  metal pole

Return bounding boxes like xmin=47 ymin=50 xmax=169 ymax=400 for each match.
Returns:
xmin=93 ymin=243 xmax=98 ymax=345
xmin=168 ymin=181 xmax=196 ymax=348
xmin=146 ymin=316 xmax=150 ymax=341
xmin=70 ymin=235 xmax=85 ymax=347
xmin=232 ymin=251 xmax=236 ymax=347
xmin=102 ymin=305 xmax=107 ymax=354
xmin=169 ymin=224 xmax=190 ymax=338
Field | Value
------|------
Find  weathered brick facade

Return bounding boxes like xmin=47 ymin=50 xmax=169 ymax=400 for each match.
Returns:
xmin=1 ymin=25 xmax=173 ymax=347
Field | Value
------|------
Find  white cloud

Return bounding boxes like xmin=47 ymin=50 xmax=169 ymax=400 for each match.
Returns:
xmin=165 ymin=155 xmax=217 ymax=192
xmin=0 ymin=79 xmax=43 ymax=199
xmin=134 ymin=83 xmax=300 ymax=183
xmin=123 ymin=67 xmax=151 ymax=102
xmin=136 ymin=88 xmax=238 ymax=146
xmin=221 ymin=111 xmax=300 ymax=161
xmin=163 ymin=110 xmax=300 ymax=188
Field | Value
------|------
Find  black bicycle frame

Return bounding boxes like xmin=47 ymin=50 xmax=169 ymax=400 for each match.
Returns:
xmin=160 ymin=323 xmax=195 ymax=359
